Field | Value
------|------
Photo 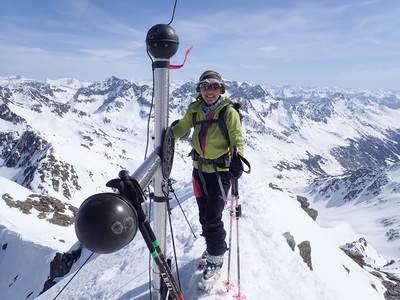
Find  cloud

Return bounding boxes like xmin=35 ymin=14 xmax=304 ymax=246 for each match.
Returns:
xmin=332 ymin=67 xmax=400 ymax=90
xmin=0 ymin=44 xmax=151 ymax=82
xmin=79 ymin=49 xmax=135 ymax=62
xmin=1 ymin=0 xmax=399 ymax=90
xmin=54 ymin=0 xmax=144 ymax=38
xmin=260 ymin=46 xmax=278 ymax=53
xmin=177 ymin=1 xmax=400 ymax=62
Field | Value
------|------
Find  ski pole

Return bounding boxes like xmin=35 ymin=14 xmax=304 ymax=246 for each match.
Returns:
xmin=139 ymin=220 xmax=184 ymax=300
xmin=223 ymin=146 xmax=249 ymax=298
xmin=223 ymin=180 xmax=237 ymax=292
xmin=233 ymin=187 xmax=246 ymax=300
xmin=106 ymin=175 xmax=184 ymax=300
xmin=229 ymin=177 xmax=247 ymax=300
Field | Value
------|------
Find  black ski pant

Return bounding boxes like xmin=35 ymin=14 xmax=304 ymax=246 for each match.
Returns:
xmin=192 ymin=168 xmax=231 ymax=256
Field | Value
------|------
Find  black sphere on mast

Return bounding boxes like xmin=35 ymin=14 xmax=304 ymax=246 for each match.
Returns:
xmin=75 ymin=193 xmax=139 ymax=254
xmin=146 ymin=24 xmax=179 ymax=59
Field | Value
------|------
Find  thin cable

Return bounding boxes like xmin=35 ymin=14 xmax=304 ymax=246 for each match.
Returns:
xmin=147 ymin=190 xmax=154 ymax=300
xmin=144 ymin=48 xmax=155 ymax=298
xmin=168 ymin=180 xmax=196 ymax=238
xmin=167 ymin=0 xmax=178 ymax=25
xmin=53 ymin=252 xmax=94 ymax=300
xmin=164 ymin=189 xmax=182 ymax=289
xmin=144 ymin=49 xmax=155 ymax=160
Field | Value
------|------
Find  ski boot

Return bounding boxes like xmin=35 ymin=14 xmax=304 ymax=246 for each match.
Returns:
xmin=198 ymin=253 xmax=224 ymax=292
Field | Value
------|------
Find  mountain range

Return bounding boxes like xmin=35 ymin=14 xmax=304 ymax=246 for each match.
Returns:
xmin=0 ymin=75 xmax=400 ymax=299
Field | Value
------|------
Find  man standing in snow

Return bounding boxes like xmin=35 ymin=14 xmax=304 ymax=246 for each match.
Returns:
xmin=171 ymin=70 xmax=244 ymax=289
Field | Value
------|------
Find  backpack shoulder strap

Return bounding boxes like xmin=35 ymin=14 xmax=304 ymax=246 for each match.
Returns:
xmin=192 ymin=112 xmax=219 ymax=127
xmin=217 ymin=103 xmax=233 ymax=144
xmin=192 ymin=112 xmax=197 ymax=126
xmin=192 ymin=112 xmax=204 ymax=126
xmin=191 ymin=102 xmax=234 ymax=144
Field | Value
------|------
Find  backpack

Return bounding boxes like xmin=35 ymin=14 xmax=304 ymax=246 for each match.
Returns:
xmin=191 ymin=102 xmax=242 ymax=146
xmin=191 ymin=101 xmax=251 ymax=177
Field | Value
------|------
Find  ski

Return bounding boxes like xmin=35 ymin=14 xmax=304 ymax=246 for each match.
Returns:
xmin=198 ymin=266 xmax=221 ymax=294
xmin=198 ymin=283 xmax=214 ymax=294
xmin=197 ymin=277 xmax=224 ymax=297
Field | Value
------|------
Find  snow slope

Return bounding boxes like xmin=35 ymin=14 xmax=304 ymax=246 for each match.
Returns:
xmin=34 ymin=173 xmax=388 ymax=300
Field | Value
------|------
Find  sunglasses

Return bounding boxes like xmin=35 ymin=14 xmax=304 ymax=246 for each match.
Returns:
xmin=199 ymin=83 xmax=221 ymax=90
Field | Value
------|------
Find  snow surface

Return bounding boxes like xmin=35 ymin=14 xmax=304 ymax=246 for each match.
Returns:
xmin=33 ymin=174 xmax=388 ymax=300
xmin=1 ymin=146 xmax=392 ymax=300
xmin=1 ymin=76 xmax=399 ymax=300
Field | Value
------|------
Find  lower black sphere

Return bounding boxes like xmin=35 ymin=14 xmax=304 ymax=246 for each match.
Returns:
xmin=75 ymin=193 xmax=138 ymax=254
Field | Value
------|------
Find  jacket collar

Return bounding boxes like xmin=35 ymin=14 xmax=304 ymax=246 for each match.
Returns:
xmin=202 ymin=96 xmax=222 ymax=114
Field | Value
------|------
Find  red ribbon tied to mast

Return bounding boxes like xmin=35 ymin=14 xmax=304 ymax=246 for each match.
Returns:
xmin=170 ymin=45 xmax=194 ymax=69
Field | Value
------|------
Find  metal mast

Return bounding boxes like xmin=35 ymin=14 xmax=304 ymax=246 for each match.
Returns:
xmin=74 ymin=23 xmax=181 ymax=300
xmin=145 ymin=24 xmax=179 ymax=300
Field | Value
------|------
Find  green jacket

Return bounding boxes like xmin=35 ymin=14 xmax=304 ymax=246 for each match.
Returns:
xmin=172 ymin=96 xmax=244 ymax=172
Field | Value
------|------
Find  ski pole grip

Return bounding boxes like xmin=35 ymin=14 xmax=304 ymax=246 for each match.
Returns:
xmin=231 ymin=176 xmax=239 ymax=196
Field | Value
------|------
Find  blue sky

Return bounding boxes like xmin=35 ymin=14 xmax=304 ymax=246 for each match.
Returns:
xmin=1 ymin=0 xmax=399 ymax=90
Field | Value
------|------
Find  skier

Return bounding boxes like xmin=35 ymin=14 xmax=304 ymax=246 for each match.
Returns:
xmin=171 ymin=70 xmax=244 ymax=290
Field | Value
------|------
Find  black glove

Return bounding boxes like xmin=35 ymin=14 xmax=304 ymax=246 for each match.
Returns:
xmin=229 ymin=147 xmax=251 ymax=178
xmin=229 ymin=149 xmax=243 ymax=178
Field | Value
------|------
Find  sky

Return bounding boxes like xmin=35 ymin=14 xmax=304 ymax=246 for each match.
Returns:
xmin=1 ymin=0 xmax=400 ymax=90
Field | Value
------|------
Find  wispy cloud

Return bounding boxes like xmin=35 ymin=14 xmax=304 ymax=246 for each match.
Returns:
xmin=259 ymin=46 xmax=278 ymax=53
xmin=331 ymin=67 xmax=400 ymax=90
xmin=184 ymin=1 xmax=399 ymax=64
xmin=0 ymin=44 xmax=150 ymax=82
xmin=54 ymin=0 xmax=144 ymax=38
xmin=1 ymin=0 xmax=399 ymax=89
xmin=79 ymin=49 xmax=134 ymax=62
